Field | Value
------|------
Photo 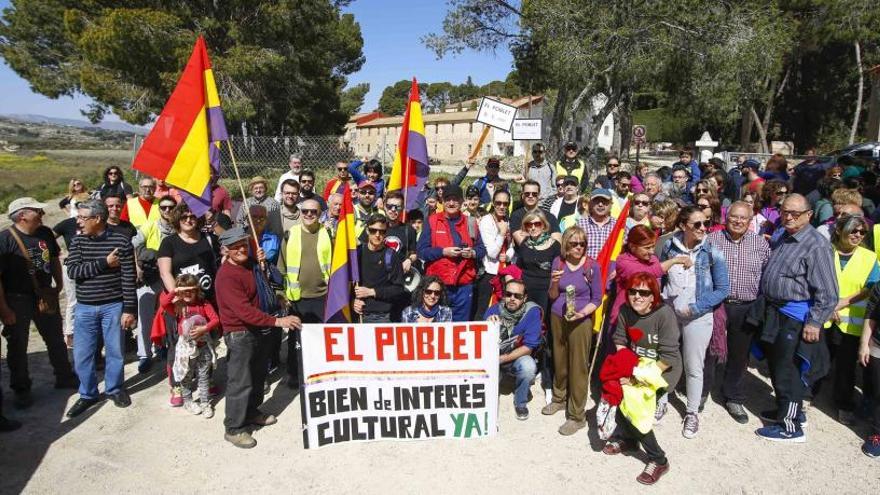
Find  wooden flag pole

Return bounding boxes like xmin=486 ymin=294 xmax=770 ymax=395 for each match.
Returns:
xmin=225 ymin=140 xmax=263 ymax=255
xmin=469 ymin=125 xmax=492 ymax=161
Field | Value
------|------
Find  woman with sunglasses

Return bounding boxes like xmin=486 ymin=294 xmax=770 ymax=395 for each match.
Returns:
xmin=826 ymin=214 xmax=880 ymax=426
xmin=60 ymin=178 xmax=91 ymax=217
xmin=758 ymin=180 xmax=789 ymax=236
xmin=474 ymin=190 xmax=515 ymax=319
xmin=513 ymin=209 xmax=561 ymax=402
xmin=625 ymin=192 xmax=653 ymax=235
xmin=157 ymin=202 xmax=220 ymax=406
xmin=695 ymin=195 xmax=724 ymax=233
xmin=658 ymin=205 xmax=729 ymax=438
xmin=649 ymin=198 xmax=679 ymax=259
xmin=544 ymin=226 xmax=601 ymax=435
xmin=97 ymin=166 xmax=133 ymax=200
xmin=605 ymin=272 xmax=680 ymax=485
xmin=401 ymin=276 xmax=453 ymax=323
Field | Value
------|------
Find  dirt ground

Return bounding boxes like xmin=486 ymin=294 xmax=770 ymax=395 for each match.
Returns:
xmin=0 ymin=328 xmax=877 ymax=495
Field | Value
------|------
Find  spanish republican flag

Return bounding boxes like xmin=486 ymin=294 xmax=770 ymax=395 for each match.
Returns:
xmin=593 ymin=200 xmax=631 ymax=333
xmin=133 ymin=36 xmax=228 ymax=216
xmin=387 ymin=78 xmax=429 ymax=212
xmin=324 ymin=184 xmax=360 ymax=323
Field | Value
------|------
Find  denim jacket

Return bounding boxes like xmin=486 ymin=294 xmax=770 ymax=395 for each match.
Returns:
xmin=660 ymin=232 xmax=730 ymax=318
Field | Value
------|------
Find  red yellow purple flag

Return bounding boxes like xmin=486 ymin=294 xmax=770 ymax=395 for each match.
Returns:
xmin=324 ymin=184 xmax=360 ymax=323
xmin=592 ymin=200 xmax=631 ymax=333
xmin=132 ymin=36 xmax=228 ymax=216
xmin=387 ymin=78 xmax=429 ymax=212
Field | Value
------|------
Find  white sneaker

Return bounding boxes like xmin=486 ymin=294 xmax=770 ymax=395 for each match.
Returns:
xmin=201 ymin=402 xmax=214 ymax=419
xmin=184 ymin=399 xmax=202 ymax=415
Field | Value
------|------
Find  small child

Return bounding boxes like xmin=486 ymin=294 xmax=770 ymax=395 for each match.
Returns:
xmin=160 ymin=274 xmax=220 ymax=418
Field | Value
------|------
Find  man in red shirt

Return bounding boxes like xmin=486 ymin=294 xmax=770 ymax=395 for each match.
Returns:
xmin=215 ymin=227 xmax=300 ymax=449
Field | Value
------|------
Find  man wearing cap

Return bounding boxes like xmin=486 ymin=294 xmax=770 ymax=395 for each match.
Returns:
xmin=556 ymin=142 xmax=589 ymax=193
xmin=120 ymin=177 xmax=160 ymax=229
xmin=236 ymin=176 xmax=282 ymax=237
xmin=467 ymin=157 xmax=503 ymax=205
xmin=274 ymin=154 xmax=303 ymax=202
xmin=577 ymin=189 xmax=617 ymax=259
xmin=216 ymin=227 xmax=301 ymax=448
xmin=516 ymin=143 xmax=556 ymax=209
xmin=65 ymin=199 xmax=138 ymax=418
xmin=280 ymin=198 xmax=331 ymax=386
xmin=417 ymin=184 xmax=487 ymax=321
xmin=742 ymin=160 xmax=765 ymax=195
xmin=354 ymin=180 xmax=381 ymax=239
xmin=550 ymin=175 xmax=580 ymax=222
xmin=0 ymin=197 xmax=78 ymax=410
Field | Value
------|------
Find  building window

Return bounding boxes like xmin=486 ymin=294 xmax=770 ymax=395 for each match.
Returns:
xmin=576 ymin=127 xmax=583 ymax=142
xmin=368 ymin=128 xmax=371 ymax=136
xmin=434 ymin=124 xmax=438 ymax=134
xmin=450 ymin=144 xmax=454 ymax=155
xmin=434 ymin=144 xmax=437 ymax=155
xmin=603 ymin=125 xmax=610 ymax=136
xmin=486 ymin=144 xmax=491 ymax=156
xmin=468 ymin=144 xmax=472 ymax=155
xmin=450 ymin=123 xmax=455 ymax=133
xmin=469 ymin=123 xmax=473 ymax=134
xmin=367 ymin=144 xmax=371 ymax=153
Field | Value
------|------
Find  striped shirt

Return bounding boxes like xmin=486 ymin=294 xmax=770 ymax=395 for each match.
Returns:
xmin=760 ymin=224 xmax=838 ymax=327
xmin=66 ymin=228 xmax=137 ymax=313
xmin=576 ymin=215 xmax=616 ymax=259
xmin=707 ymin=229 xmax=769 ymax=302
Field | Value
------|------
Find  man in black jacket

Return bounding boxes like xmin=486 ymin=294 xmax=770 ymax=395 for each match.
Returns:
xmin=353 ymin=214 xmax=406 ymax=323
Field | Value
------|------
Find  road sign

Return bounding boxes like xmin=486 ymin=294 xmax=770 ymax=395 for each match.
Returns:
xmin=632 ymin=125 xmax=647 ymax=144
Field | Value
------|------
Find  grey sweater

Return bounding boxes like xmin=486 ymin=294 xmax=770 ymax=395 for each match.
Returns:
xmin=613 ymin=304 xmax=682 ymax=391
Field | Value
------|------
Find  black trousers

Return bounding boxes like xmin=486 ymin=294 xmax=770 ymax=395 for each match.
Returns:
xmin=223 ymin=330 xmax=270 ymax=434
xmin=723 ymin=301 xmax=757 ymax=404
xmin=289 ymin=296 xmax=325 ymax=381
xmin=2 ymin=293 xmax=75 ymax=392
xmin=610 ymin=409 xmax=666 ymax=463
xmin=472 ymin=272 xmax=495 ymax=321
xmin=828 ymin=327 xmax=873 ymax=412
xmin=762 ymin=309 xmax=807 ymax=432
xmin=868 ymin=355 xmax=880 ymax=434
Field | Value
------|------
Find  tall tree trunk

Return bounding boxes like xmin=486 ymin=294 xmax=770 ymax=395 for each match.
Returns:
xmin=868 ymin=69 xmax=880 ymax=142
xmin=548 ymin=86 xmax=572 ymax=157
xmin=610 ymin=107 xmax=621 ymax=156
xmin=849 ymin=40 xmax=864 ymax=145
xmin=750 ymin=106 xmax=769 ymax=154
xmin=618 ymin=91 xmax=633 ymax=160
xmin=739 ymin=106 xmax=753 ymax=150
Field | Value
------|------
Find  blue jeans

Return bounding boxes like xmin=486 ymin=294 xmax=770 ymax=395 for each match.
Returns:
xmin=73 ymin=301 xmax=125 ymax=399
xmin=447 ymin=284 xmax=473 ymax=322
xmin=502 ymin=355 xmax=537 ymax=407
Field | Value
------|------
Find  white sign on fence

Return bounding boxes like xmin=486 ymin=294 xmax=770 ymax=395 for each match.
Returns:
xmin=476 ymin=98 xmax=517 ymax=132
xmin=511 ymin=119 xmax=543 ymax=140
xmin=299 ymin=322 xmax=500 ymax=448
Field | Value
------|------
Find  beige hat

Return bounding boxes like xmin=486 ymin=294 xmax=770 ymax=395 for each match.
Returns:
xmin=248 ymin=176 xmax=269 ymax=191
xmin=7 ymin=197 xmax=48 ymax=216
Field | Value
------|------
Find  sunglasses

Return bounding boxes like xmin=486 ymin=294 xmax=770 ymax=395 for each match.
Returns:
xmin=424 ymin=289 xmax=442 ymax=297
xmin=688 ymin=220 xmax=712 ymax=229
xmin=107 ymin=171 xmax=119 ymax=176
xmin=368 ymin=227 xmax=387 ymax=235
xmin=336 ymin=167 xmax=348 ymax=172
xmin=300 ymin=178 xmax=314 ymax=184
xmin=522 ymin=191 xmax=539 ymax=198
xmin=386 ymin=204 xmax=402 ymax=211
xmin=633 ymin=200 xmax=650 ymax=207
xmin=359 ymin=189 xmax=376 ymax=195
xmin=300 ymin=209 xmax=318 ymax=216
xmin=569 ymin=241 xmax=586 ymax=248
xmin=140 ymin=185 xmax=156 ymax=190
xmin=159 ymin=205 xmax=175 ymax=211
xmin=776 ymin=190 xmax=789 ymax=195
xmin=781 ymin=210 xmax=809 ymax=219
xmin=181 ymin=214 xmax=197 ymax=222
xmin=627 ymin=288 xmax=653 ymax=298
xmin=503 ymin=291 xmax=525 ymax=300
xmin=695 ymin=188 xmax=709 ymax=193
xmin=556 ymin=183 xmax=566 ymax=188
xmin=851 ymin=229 xmax=868 ymax=236
xmin=494 ymin=201 xmax=509 ymax=207
xmin=608 ymin=163 xmax=620 ymax=168
xmin=698 ymin=203 xmax=711 ymax=209
xmin=524 ymin=221 xmax=543 ymax=229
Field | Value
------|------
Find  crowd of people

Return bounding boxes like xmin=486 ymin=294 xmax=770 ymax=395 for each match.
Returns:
xmin=1 ymin=144 xmax=879 ymax=485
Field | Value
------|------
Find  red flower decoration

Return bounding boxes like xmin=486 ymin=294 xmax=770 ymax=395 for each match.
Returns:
xmin=627 ymin=327 xmax=644 ymax=342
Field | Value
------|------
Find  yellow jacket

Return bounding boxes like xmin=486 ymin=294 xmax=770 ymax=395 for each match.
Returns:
xmin=620 ymin=358 xmax=668 ymax=434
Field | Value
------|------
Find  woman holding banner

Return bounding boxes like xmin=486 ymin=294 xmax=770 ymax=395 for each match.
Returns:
xmin=401 ymin=276 xmax=452 ymax=323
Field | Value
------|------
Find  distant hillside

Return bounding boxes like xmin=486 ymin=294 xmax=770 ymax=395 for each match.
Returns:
xmin=0 ymin=115 xmax=142 ymax=150
xmin=2 ymin=114 xmax=149 ymax=134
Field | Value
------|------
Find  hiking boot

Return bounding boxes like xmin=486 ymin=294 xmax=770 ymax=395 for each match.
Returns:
xmin=184 ymin=399 xmax=202 ymax=415
xmin=225 ymin=431 xmax=257 ymax=449
xmin=558 ymin=419 xmax=586 ymax=436
xmin=0 ymin=415 xmax=22 ymax=433
xmin=169 ymin=387 xmax=183 ymax=408
xmin=756 ymin=424 xmax=805 ymax=443
xmin=201 ymin=403 xmax=214 ymax=419
xmin=636 ymin=460 xmax=670 ymax=485
xmin=515 ymin=405 xmax=529 ymax=421
xmin=541 ymin=401 xmax=565 ymax=416
xmin=759 ymin=409 xmax=808 ymax=427
xmin=248 ymin=412 xmax=277 ymax=426
xmin=602 ymin=439 xmax=636 ymax=455
xmin=682 ymin=412 xmax=699 ymax=439
xmin=862 ymin=434 xmax=880 ymax=458
xmin=726 ymin=402 xmax=749 ymax=424
xmin=838 ymin=409 xmax=856 ymax=426
xmin=13 ymin=391 xmax=33 ymax=410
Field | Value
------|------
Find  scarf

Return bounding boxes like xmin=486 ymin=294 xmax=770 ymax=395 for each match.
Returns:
xmin=498 ymin=301 xmax=539 ymax=341
xmin=524 ymin=232 xmax=550 ymax=249
xmin=418 ymin=304 xmax=440 ymax=319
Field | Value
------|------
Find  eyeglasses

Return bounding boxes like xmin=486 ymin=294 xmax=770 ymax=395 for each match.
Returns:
xmin=608 ymin=163 xmax=620 ymax=168
xmin=300 ymin=178 xmax=314 ymax=184
xmin=569 ymin=241 xmax=586 ymax=248
xmin=159 ymin=205 xmax=175 ymax=211
xmin=524 ymin=221 xmax=543 ymax=229
xmin=424 ymin=289 xmax=442 ymax=297
xmin=23 ymin=207 xmax=45 ymax=215
xmin=107 ymin=171 xmax=119 ymax=176
xmin=140 ymin=185 xmax=156 ymax=190
xmin=522 ymin=191 xmax=539 ymax=198
xmin=591 ymin=198 xmax=610 ymax=205
xmin=386 ymin=203 xmax=402 ymax=211
xmin=227 ymin=242 xmax=249 ymax=252
xmin=695 ymin=188 xmax=709 ymax=193
xmin=698 ymin=203 xmax=711 ymax=209
xmin=688 ymin=220 xmax=712 ymax=229
xmin=359 ymin=189 xmax=376 ymax=196
xmin=300 ymin=209 xmax=318 ymax=217
xmin=556 ymin=183 xmax=565 ymax=188
xmin=633 ymin=200 xmax=650 ymax=207
xmin=494 ymin=201 xmax=509 ymax=207
xmin=673 ymin=175 xmax=687 ymax=181
xmin=336 ymin=167 xmax=348 ymax=172
xmin=781 ymin=209 xmax=809 ymax=219
xmin=76 ymin=215 xmax=96 ymax=222
xmin=368 ymin=227 xmax=387 ymax=235
xmin=851 ymin=229 xmax=868 ymax=236
xmin=503 ymin=291 xmax=525 ymax=300
xmin=627 ymin=288 xmax=653 ymax=298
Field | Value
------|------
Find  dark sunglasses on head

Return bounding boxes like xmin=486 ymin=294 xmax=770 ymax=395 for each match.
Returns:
xmin=627 ymin=288 xmax=653 ymax=297
xmin=503 ymin=291 xmax=525 ymax=300
xmin=300 ymin=208 xmax=318 ymax=216
xmin=424 ymin=289 xmax=442 ymax=297
xmin=689 ymin=220 xmax=712 ymax=229
xmin=368 ymin=227 xmax=387 ymax=235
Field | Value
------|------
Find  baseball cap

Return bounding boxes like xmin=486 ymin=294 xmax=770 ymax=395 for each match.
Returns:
xmin=532 ymin=143 xmax=545 ymax=153
xmin=590 ymin=188 xmax=612 ymax=200
xmin=218 ymin=226 xmax=250 ymax=247
xmin=561 ymin=175 xmax=579 ymax=187
xmin=741 ymin=159 xmax=760 ymax=171
xmin=443 ymin=184 xmax=464 ymax=200
xmin=357 ymin=180 xmax=376 ymax=191
xmin=486 ymin=157 xmax=501 ymax=168
xmin=466 ymin=185 xmax=480 ymax=198
xmin=564 ymin=141 xmax=578 ymax=151
xmin=7 ymin=197 xmax=48 ymax=216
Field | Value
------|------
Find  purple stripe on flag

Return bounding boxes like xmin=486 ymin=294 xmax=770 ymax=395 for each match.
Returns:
xmin=180 ymin=186 xmax=211 ymax=217
xmin=209 ymin=142 xmax=222 ymax=175
xmin=206 ymin=106 xmax=228 ymax=142
xmin=347 ymin=247 xmax=360 ymax=283
xmin=324 ymin=268 xmax=353 ymax=323
xmin=407 ymin=130 xmax=428 ymax=165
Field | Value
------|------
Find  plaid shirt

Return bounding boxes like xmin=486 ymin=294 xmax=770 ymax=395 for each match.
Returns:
xmin=707 ymin=229 xmax=769 ymax=302
xmin=576 ymin=215 xmax=616 ymax=259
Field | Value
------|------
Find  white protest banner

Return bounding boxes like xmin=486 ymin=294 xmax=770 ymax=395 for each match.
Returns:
xmin=299 ymin=322 xmax=500 ymax=448
xmin=512 ymin=119 xmax=542 ymax=140
xmin=476 ymin=97 xmax=517 ymax=132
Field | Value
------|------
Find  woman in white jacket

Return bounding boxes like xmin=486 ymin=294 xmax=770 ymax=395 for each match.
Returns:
xmin=474 ymin=189 xmax=516 ymax=318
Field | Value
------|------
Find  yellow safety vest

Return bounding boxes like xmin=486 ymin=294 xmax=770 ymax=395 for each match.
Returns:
xmin=825 ymin=246 xmax=876 ymax=336
xmin=139 ymin=220 xmax=166 ymax=251
xmin=126 ymin=197 xmax=159 ymax=229
xmin=555 ymin=159 xmax=587 ymax=184
xmin=284 ymin=226 xmax=332 ymax=301
xmin=873 ymin=224 xmax=880 ymax=261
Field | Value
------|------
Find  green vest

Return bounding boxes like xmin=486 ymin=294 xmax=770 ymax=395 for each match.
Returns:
xmin=284 ymin=226 xmax=332 ymax=301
